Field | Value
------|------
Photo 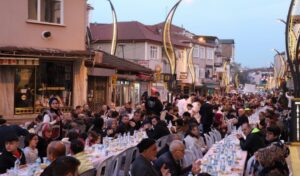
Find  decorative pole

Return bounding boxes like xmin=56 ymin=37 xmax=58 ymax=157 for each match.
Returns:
xmin=285 ymin=0 xmax=300 ymax=143
xmin=163 ymin=0 xmax=183 ymax=94
xmin=107 ymin=0 xmax=118 ymax=55
xmin=188 ymin=47 xmax=196 ymax=92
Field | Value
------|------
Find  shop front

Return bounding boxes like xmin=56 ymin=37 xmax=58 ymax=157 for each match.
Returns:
xmin=0 ymin=50 xmax=88 ymax=121
xmin=14 ymin=60 xmax=74 ymax=115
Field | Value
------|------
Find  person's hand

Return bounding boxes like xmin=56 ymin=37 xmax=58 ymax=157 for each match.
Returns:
xmin=236 ymin=133 xmax=243 ymax=139
xmin=160 ymin=164 xmax=171 ymax=176
xmin=107 ymin=129 xmax=114 ymax=135
xmin=192 ymin=159 xmax=201 ymax=174
xmin=129 ymin=121 xmax=136 ymax=128
xmin=143 ymin=124 xmax=151 ymax=130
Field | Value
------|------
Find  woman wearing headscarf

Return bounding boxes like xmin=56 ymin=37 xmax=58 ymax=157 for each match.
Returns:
xmin=43 ymin=97 xmax=63 ymax=140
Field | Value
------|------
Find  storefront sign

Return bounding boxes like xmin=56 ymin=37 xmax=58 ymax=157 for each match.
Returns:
xmin=0 ymin=57 xmax=39 ymax=65
xmin=179 ymin=72 xmax=188 ymax=80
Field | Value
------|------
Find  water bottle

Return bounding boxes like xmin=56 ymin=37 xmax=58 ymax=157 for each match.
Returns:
xmin=14 ymin=159 xmax=20 ymax=175
xmin=188 ymin=171 xmax=193 ymax=176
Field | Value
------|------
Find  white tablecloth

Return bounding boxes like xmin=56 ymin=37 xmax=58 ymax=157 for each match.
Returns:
xmin=200 ymin=134 xmax=247 ymax=176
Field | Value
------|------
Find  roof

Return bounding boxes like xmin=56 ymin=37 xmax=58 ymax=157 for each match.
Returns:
xmin=90 ymin=21 xmax=191 ymax=47
xmin=219 ymin=39 xmax=235 ymax=44
xmin=91 ymin=21 xmax=161 ymax=43
xmin=98 ymin=52 xmax=153 ymax=74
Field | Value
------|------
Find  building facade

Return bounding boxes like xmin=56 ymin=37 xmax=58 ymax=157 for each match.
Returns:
xmin=0 ymin=0 xmax=89 ymax=121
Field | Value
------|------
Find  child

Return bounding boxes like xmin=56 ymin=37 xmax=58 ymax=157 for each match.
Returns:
xmin=0 ymin=134 xmax=26 ymax=174
xmin=23 ymin=133 xmax=39 ymax=164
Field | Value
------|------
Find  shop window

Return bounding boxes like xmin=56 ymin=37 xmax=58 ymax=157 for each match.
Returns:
xmin=28 ymin=0 xmax=63 ymax=24
xmin=15 ymin=68 xmax=35 ymax=114
xmin=34 ymin=62 xmax=72 ymax=112
xmin=14 ymin=61 xmax=73 ymax=114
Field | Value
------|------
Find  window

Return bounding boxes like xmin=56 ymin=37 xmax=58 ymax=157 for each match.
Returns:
xmin=28 ymin=0 xmax=63 ymax=24
xmin=193 ymin=46 xmax=199 ymax=57
xmin=15 ymin=68 xmax=35 ymax=114
xmin=199 ymin=47 xmax=205 ymax=59
xmin=207 ymin=48 xmax=214 ymax=60
xmin=150 ymin=46 xmax=158 ymax=59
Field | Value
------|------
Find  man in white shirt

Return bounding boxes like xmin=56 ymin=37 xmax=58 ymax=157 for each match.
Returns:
xmin=177 ymin=95 xmax=189 ymax=117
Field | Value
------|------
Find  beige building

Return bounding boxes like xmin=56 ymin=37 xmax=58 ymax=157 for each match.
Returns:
xmin=0 ymin=0 xmax=89 ymax=121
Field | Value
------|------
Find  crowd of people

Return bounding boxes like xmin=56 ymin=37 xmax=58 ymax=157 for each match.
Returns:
xmin=0 ymin=89 xmax=292 ymax=176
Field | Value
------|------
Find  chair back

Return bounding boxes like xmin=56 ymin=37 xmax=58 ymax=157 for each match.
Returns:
xmin=204 ymin=133 xmax=213 ymax=148
xmin=96 ymin=155 xmax=114 ymax=176
xmin=156 ymin=135 xmax=169 ymax=150
xmin=244 ymin=155 xmax=255 ymax=176
xmin=80 ymin=168 xmax=97 ymax=176
xmin=110 ymin=149 xmax=127 ymax=176
xmin=183 ymin=149 xmax=194 ymax=167
xmin=123 ymin=147 xmax=138 ymax=176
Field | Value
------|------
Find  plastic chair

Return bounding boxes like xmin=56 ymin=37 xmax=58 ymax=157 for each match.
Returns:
xmin=204 ymin=134 xmax=213 ymax=148
xmin=96 ymin=155 xmax=114 ymax=176
xmin=122 ymin=147 xmax=138 ymax=176
xmin=110 ymin=149 xmax=128 ymax=176
xmin=156 ymin=135 xmax=169 ymax=150
xmin=80 ymin=168 xmax=97 ymax=176
xmin=183 ymin=149 xmax=195 ymax=167
xmin=208 ymin=131 xmax=216 ymax=144
xmin=244 ymin=155 xmax=255 ymax=176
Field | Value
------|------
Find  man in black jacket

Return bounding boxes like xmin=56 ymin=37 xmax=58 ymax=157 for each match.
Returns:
xmin=145 ymin=91 xmax=163 ymax=116
xmin=0 ymin=134 xmax=26 ymax=174
xmin=146 ymin=116 xmax=170 ymax=140
xmin=236 ymin=123 xmax=265 ymax=157
xmin=200 ymin=95 xmax=214 ymax=133
xmin=131 ymin=138 xmax=170 ymax=176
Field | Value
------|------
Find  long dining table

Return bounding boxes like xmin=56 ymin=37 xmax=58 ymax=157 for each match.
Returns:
xmin=200 ymin=132 xmax=248 ymax=176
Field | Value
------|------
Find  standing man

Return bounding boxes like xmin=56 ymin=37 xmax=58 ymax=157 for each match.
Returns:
xmin=145 ymin=89 xmax=163 ymax=116
xmin=200 ymin=95 xmax=214 ymax=133
xmin=177 ymin=95 xmax=189 ymax=117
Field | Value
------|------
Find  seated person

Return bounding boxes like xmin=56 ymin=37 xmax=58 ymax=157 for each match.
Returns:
xmin=254 ymin=125 xmax=290 ymax=176
xmin=41 ymin=156 xmax=80 ymax=176
xmin=23 ymin=133 xmax=39 ymax=164
xmin=0 ymin=134 xmax=26 ymax=174
xmin=236 ymin=123 xmax=265 ymax=158
xmin=70 ymin=139 xmax=94 ymax=175
xmin=157 ymin=134 xmax=182 ymax=158
xmin=131 ymin=138 xmax=170 ymax=176
xmin=145 ymin=116 xmax=170 ymax=140
xmin=117 ymin=114 xmax=134 ymax=135
xmin=154 ymin=140 xmax=201 ymax=176
xmin=40 ymin=141 xmax=66 ymax=175
xmin=184 ymin=123 xmax=207 ymax=154
xmin=86 ymin=131 xmax=100 ymax=147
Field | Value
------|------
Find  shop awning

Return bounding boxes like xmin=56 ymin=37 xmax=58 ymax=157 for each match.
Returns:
xmin=93 ymin=52 xmax=153 ymax=74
